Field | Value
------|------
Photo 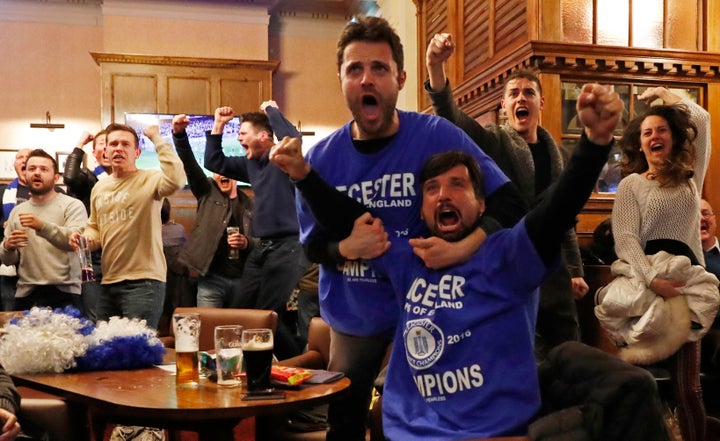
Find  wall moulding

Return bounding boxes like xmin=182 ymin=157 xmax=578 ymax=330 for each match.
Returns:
xmin=90 ymin=52 xmax=279 ymax=72
xmin=448 ymin=41 xmax=720 ymax=117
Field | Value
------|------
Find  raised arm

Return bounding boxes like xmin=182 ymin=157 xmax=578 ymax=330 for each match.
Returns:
xmin=63 ymin=132 xmax=95 ymax=200
xmin=526 ymin=84 xmax=622 ymax=264
xmin=262 ymin=101 xmax=302 ymax=140
xmin=143 ymin=125 xmax=185 ymax=198
xmin=425 ymin=33 xmax=500 ymax=158
xmin=172 ymin=114 xmax=211 ymax=199
xmin=204 ymin=106 xmax=250 ymax=182
xmin=637 ymin=87 xmax=711 ymax=192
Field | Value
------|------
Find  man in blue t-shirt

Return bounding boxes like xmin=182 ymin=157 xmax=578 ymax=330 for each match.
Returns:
xmin=280 ymin=16 xmax=525 ymax=441
xmin=271 ymin=83 xmax=623 ymax=439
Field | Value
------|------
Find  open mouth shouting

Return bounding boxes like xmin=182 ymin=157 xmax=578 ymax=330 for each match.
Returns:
xmin=515 ymin=106 xmax=530 ymax=120
xmin=434 ymin=203 xmax=464 ymax=240
xmin=650 ymin=143 xmax=664 ymax=152
xmin=360 ymin=93 xmax=380 ymax=122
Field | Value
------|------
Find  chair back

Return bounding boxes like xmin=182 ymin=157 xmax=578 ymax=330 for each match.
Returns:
xmin=167 ymin=307 xmax=278 ymax=351
xmin=307 ymin=316 xmax=331 ymax=367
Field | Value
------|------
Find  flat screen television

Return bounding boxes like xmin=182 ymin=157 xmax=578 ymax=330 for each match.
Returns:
xmin=124 ymin=113 xmax=249 ymax=186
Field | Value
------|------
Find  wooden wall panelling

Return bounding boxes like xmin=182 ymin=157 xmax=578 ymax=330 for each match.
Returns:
xmin=110 ymin=74 xmax=158 ymax=123
xmin=91 ymin=53 xmax=279 ymax=126
xmin=463 ymin=0 xmax=490 ymax=78
xmin=535 ymin=0 xmax=560 ymax=42
xmin=416 ymin=0 xmax=450 ymax=109
xmin=537 ymin=72 xmax=562 ymax=149
xmin=167 ymin=77 xmax=211 ymax=115
xmin=220 ymin=78 xmax=265 ymax=115
xmin=711 ymin=0 xmax=720 ymax=51
xmin=493 ymin=0 xmax=526 ymax=55
xmin=665 ymin=0 xmax=699 ymax=50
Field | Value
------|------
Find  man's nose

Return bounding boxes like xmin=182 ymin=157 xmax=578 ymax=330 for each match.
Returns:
xmin=361 ymin=69 xmax=374 ymax=86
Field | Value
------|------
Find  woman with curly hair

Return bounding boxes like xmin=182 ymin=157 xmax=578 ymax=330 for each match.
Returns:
xmin=614 ymin=87 xmax=709 ymax=288
xmin=597 ymin=87 xmax=715 ymax=441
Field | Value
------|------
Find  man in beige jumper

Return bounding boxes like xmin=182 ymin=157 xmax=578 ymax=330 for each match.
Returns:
xmin=71 ymin=123 xmax=185 ymax=328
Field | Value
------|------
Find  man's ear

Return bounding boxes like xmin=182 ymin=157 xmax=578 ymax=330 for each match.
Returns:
xmin=477 ymin=199 xmax=486 ymax=217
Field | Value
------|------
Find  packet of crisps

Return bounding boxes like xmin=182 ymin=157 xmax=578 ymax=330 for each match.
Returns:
xmin=271 ymin=366 xmax=313 ymax=385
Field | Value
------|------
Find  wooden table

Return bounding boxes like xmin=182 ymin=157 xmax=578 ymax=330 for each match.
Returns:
xmin=11 ymin=351 xmax=350 ymax=440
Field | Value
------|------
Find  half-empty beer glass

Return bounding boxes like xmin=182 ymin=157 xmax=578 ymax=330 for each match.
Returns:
xmin=173 ymin=312 xmax=201 ymax=387
xmin=214 ymin=325 xmax=243 ymax=387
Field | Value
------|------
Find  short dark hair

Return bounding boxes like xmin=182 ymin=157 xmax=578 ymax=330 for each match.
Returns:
xmin=620 ymin=103 xmax=696 ymax=186
xmin=27 ymin=149 xmax=58 ymax=174
xmin=336 ymin=16 xmax=404 ymax=74
xmin=505 ymin=70 xmax=543 ymax=96
xmin=419 ymin=150 xmax=485 ymax=199
xmin=105 ymin=123 xmax=139 ymax=148
xmin=239 ymin=112 xmax=274 ymax=139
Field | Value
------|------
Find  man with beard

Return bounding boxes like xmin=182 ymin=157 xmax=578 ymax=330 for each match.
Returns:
xmin=271 ymin=83 xmax=625 ymax=440
xmin=204 ymin=103 xmax=309 ymax=359
xmin=426 ymin=33 xmax=589 ymax=359
xmin=0 ymin=149 xmax=87 ymax=312
xmin=171 ymin=113 xmax=254 ymax=308
xmin=71 ymin=123 xmax=185 ymax=328
xmin=283 ymin=16 xmax=525 ymax=441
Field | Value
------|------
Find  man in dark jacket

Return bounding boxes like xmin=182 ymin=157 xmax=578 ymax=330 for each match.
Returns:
xmin=171 ymin=114 xmax=253 ymax=308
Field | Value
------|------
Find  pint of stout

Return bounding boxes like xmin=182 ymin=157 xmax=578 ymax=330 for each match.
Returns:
xmin=173 ymin=312 xmax=201 ymax=387
xmin=241 ymin=329 xmax=274 ymax=392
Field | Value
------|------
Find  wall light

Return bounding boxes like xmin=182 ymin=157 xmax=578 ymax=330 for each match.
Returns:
xmin=30 ymin=111 xmax=65 ymax=129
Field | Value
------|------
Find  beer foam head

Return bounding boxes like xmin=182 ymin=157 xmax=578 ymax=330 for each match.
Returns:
xmin=176 ymin=334 xmax=198 ymax=352
xmin=241 ymin=339 xmax=273 ymax=351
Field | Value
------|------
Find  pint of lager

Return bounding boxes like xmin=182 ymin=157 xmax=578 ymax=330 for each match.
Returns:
xmin=241 ymin=328 xmax=274 ymax=392
xmin=173 ymin=312 xmax=201 ymax=387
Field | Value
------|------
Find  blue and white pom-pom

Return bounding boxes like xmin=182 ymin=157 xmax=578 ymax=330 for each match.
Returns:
xmin=0 ymin=306 xmax=166 ymax=374
xmin=0 ymin=306 xmax=92 ymax=374
xmin=75 ymin=315 xmax=166 ymax=371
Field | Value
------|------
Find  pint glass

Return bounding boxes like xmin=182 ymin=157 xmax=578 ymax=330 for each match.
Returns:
xmin=214 ymin=325 xmax=243 ymax=387
xmin=241 ymin=328 xmax=274 ymax=392
xmin=173 ymin=312 xmax=201 ymax=387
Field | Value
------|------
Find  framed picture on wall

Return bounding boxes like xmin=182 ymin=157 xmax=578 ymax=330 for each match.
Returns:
xmin=55 ymin=152 xmax=73 ymax=174
xmin=0 ymin=150 xmax=17 ymax=180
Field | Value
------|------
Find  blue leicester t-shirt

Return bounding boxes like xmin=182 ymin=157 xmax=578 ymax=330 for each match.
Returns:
xmin=299 ymin=110 xmax=510 ymax=337
xmin=375 ymin=220 xmax=545 ymax=440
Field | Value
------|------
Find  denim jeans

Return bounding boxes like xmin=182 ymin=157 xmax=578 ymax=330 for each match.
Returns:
xmin=97 ymin=279 xmax=165 ymax=328
xmin=81 ymin=260 xmax=103 ymax=322
xmin=196 ymin=272 xmax=250 ymax=308
xmin=241 ymin=237 xmax=309 ymax=359
xmin=14 ymin=285 xmax=82 ymax=313
xmin=1 ymin=275 xmax=17 ymax=311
